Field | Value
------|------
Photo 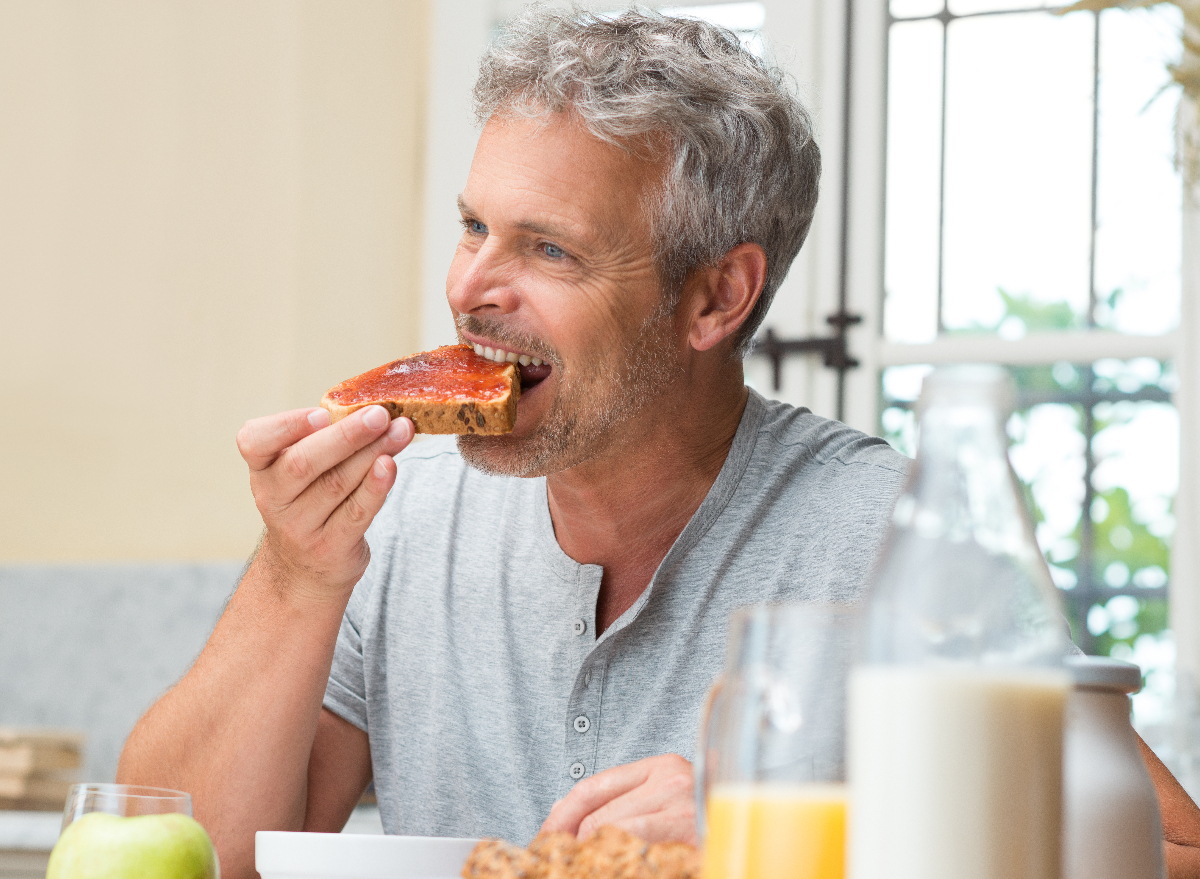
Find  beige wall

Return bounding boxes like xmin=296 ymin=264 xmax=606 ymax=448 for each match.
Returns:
xmin=0 ymin=1 xmax=431 ymax=561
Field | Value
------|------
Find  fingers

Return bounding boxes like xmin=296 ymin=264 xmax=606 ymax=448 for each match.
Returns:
xmin=324 ymin=453 xmax=399 ymax=543
xmin=237 ymin=408 xmax=330 ymax=471
xmin=245 ymin=405 xmax=411 ymax=545
xmin=577 ymin=762 xmax=694 ymax=843
xmin=541 ymin=755 xmax=696 ymax=845
xmin=237 ymin=404 xmax=413 ymax=601
xmin=286 ymin=417 xmax=411 ymax=533
xmin=596 ymin=801 xmax=698 ymax=847
xmin=542 ymin=762 xmax=652 ymax=836
xmin=269 ymin=406 xmax=405 ymax=503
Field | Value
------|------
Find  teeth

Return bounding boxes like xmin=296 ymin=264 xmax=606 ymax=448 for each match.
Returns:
xmin=473 ymin=342 xmax=541 ymax=366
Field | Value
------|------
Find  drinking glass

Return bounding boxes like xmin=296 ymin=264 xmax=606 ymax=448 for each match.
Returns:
xmin=62 ymin=783 xmax=193 ymax=831
xmin=696 ymin=603 xmax=859 ymax=879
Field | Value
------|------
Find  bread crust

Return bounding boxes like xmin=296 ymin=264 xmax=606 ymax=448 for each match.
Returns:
xmin=320 ymin=345 xmax=520 ymax=435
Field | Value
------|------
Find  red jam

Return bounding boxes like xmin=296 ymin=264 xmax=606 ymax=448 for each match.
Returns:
xmin=326 ymin=344 xmax=514 ymax=404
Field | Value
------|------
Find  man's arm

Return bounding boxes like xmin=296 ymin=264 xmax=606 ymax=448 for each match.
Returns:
xmin=117 ymin=405 xmax=411 ymax=879
xmin=1140 ymin=737 xmax=1200 ymax=879
xmin=303 ymin=709 xmax=374 ymax=832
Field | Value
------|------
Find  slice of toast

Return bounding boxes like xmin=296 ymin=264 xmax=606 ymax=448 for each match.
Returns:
xmin=320 ymin=344 xmax=520 ymax=435
xmin=462 ymin=827 xmax=702 ymax=879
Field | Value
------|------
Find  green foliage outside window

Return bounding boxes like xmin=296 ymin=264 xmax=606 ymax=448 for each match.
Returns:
xmin=881 ymin=288 xmax=1176 ymax=660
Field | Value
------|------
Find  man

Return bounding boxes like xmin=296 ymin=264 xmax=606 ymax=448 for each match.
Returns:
xmin=117 ymin=7 xmax=1200 ymax=879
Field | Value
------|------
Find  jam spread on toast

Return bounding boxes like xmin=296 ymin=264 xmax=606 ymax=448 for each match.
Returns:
xmin=324 ymin=344 xmax=514 ymax=405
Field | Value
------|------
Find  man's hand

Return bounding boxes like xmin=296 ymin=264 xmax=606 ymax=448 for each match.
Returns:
xmin=236 ymin=405 xmax=413 ymax=600
xmin=540 ymin=754 xmax=697 ymax=845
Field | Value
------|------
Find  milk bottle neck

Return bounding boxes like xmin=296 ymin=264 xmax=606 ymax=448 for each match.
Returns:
xmin=917 ymin=404 xmax=1008 ymax=463
xmin=864 ymin=394 xmax=1067 ymax=666
xmin=902 ymin=403 xmax=1027 ymax=552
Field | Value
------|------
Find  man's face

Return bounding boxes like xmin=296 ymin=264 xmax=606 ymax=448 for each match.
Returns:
xmin=447 ymin=113 xmax=683 ymax=477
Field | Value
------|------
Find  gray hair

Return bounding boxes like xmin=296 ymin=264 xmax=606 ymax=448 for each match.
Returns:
xmin=474 ymin=4 xmax=821 ymax=356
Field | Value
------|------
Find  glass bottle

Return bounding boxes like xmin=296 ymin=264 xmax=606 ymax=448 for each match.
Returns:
xmin=1063 ymin=656 xmax=1166 ymax=879
xmin=848 ymin=364 xmax=1071 ymax=879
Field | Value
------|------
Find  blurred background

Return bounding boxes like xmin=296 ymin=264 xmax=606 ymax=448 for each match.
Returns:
xmin=0 ymin=0 xmax=1197 ymax=803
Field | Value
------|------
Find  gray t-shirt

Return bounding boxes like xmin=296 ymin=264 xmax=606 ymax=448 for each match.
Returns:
xmin=323 ymin=390 xmax=909 ymax=843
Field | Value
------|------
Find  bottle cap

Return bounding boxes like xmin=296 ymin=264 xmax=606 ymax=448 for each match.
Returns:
xmin=917 ymin=364 xmax=1015 ymax=415
xmin=1065 ymin=655 xmax=1143 ymax=694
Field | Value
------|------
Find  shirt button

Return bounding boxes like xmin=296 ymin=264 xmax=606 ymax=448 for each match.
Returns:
xmin=573 ymin=715 xmax=591 ymax=733
xmin=569 ymin=762 xmax=586 ymax=779
xmin=573 ymin=619 xmax=587 ymax=636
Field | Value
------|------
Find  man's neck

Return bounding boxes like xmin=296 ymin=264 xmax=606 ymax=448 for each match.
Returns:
xmin=545 ymin=370 xmax=749 ymax=635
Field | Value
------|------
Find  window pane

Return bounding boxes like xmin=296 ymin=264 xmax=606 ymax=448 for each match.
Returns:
xmin=660 ymin=1 xmax=765 ymax=30
xmin=884 ymin=19 xmax=943 ymax=343
xmin=1094 ymin=7 xmax=1182 ymax=334
xmin=941 ymin=11 xmax=1095 ymax=332
xmin=891 ymin=0 xmax=943 ymax=19
xmin=658 ymin=2 xmax=766 ymax=54
xmin=949 ymin=0 xmax=1056 ymax=15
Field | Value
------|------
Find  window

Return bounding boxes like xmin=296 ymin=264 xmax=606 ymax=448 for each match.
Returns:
xmin=659 ymin=2 xmax=767 ymax=54
xmin=876 ymin=0 xmax=1185 ymax=724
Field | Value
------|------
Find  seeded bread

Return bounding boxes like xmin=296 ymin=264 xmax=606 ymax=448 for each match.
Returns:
xmin=320 ymin=344 xmax=520 ymax=435
xmin=461 ymin=827 xmax=702 ymax=879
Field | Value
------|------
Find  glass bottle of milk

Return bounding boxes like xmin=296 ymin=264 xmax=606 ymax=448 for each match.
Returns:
xmin=848 ymin=365 xmax=1071 ymax=879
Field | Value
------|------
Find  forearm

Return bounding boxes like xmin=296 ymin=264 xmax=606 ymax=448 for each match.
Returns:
xmin=1139 ymin=736 xmax=1200 ymax=879
xmin=1167 ymin=841 xmax=1200 ymax=879
xmin=117 ymin=544 xmax=352 ymax=875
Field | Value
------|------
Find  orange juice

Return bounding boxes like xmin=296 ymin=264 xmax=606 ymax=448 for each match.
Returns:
xmin=703 ymin=783 xmax=847 ymax=879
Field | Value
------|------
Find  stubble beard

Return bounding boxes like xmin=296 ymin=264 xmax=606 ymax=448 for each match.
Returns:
xmin=456 ymin=300 xmax=683 ymax=479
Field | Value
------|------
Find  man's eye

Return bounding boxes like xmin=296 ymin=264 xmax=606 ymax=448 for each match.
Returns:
xmin=464 ymin=219 xmax=487 ymax=235
xmin=542 ymin=243 xmax=565 ymax=259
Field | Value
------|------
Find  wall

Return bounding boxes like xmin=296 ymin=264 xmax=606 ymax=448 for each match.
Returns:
xmin=0 ymin=0 xmax=431 ymax=787
xmin=0 ymin=0 xmax=431 ymax=562
xmin=0 ymin=564 xmax=240 ymax=783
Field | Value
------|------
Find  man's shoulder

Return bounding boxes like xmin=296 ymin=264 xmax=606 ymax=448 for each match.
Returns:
xmin=752 ymin=393 xmax=911 ymax=480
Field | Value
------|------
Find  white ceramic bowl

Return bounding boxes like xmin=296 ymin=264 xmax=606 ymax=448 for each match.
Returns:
xmin=256 ymin=831 xmax=481 ymax=879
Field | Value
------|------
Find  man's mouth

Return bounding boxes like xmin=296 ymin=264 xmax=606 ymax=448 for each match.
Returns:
xmin=471 ymin=342 xmax=552 ymax=390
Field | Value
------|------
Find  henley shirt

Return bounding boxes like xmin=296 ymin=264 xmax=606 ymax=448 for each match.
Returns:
xmin=322 ymin=389 xmax=910 ymax=843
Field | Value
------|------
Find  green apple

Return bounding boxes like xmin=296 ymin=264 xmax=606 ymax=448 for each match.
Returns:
xmin=47 ymin=811 xmax=218 ymax=879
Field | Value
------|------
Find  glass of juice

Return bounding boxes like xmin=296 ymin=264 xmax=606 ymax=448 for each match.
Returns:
xmin=698 ymin=603 xmax=858 ymax=879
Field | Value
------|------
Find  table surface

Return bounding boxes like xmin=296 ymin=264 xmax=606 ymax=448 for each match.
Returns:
xmin=0 ymin=804 xmax=383 ymax=852
xmin=0 ymin=848 xmax=51 ymax=879
xmin=0 ymin=812 xmax=60 ymax=852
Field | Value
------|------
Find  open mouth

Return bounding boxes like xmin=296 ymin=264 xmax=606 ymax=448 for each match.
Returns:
xmin=471 ymin=342 xmax=552 ymax=390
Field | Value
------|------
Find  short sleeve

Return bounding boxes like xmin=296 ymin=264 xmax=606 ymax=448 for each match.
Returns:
xmin=323 ymin=585 xmax=369 ymax=732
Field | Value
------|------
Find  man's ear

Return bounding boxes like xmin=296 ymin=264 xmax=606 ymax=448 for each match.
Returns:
xmin=686 ymin=243 xmax=768 ymax=352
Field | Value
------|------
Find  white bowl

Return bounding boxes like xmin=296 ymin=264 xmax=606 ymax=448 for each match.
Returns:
xmin=256 ymin=831 xmax=481 ymax=879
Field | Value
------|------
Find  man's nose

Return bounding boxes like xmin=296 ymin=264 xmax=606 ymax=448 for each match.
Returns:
xmin=447 ymin=240 xmax=521 ymax=316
